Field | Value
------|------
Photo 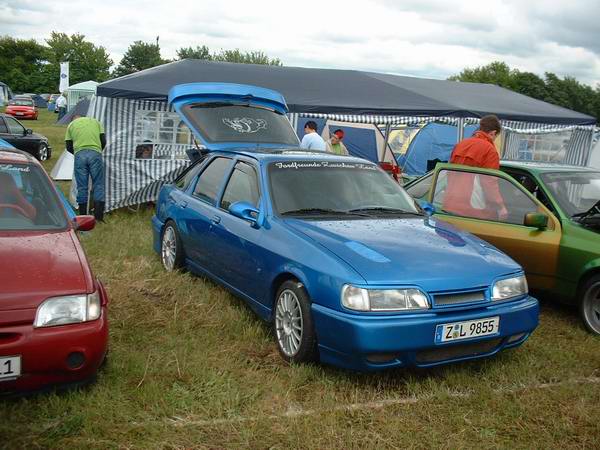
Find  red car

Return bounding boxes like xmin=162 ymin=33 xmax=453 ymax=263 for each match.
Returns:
xmin=5 ymin=97 xmax=38 ymax=120
xmin=0 ymin=148 xmax=108 ymax=395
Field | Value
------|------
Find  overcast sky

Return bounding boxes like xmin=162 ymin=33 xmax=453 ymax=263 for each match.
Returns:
xmin=2 ymin=0 xmax=599 ymax=85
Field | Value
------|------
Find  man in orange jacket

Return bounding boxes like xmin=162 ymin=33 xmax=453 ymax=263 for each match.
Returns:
xmin=443 ymin=115 xmax=508 ymax=220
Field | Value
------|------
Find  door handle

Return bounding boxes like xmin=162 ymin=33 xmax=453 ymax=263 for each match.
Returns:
xmin=179 ymin=200 xmax=188 ymax=208
xmin=211 ymin=215 xmax=221 ymax=224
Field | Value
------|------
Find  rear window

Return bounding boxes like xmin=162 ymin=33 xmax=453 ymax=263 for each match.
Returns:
xmin=0 ymin=163 xmax=68 ymax=231
xmin=9 ymin=99 xmax=34 ymax=107
xmin=181 ymin=103 xmax=299 ymax=146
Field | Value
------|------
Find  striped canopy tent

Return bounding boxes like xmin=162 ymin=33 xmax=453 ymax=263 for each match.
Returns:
xmin=90 ymin=59 xmax=596 ymax=212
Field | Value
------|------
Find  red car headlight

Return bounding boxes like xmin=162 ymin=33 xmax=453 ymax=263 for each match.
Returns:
xmin=34 ymin=291 xmax=101 ymax=328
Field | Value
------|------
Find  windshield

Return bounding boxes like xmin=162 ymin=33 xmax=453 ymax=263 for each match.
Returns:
xmin=0 ymin=163 xmax=68 ymax=231
xmin=540 ymin=171 xmax=600 ymax=217
xmin=181 ymin=103 xmax=299 ymax=147
xmin=9 ymin=99 xmax=33 ymax=107
xmin=269 ymin=161 xmax=419 ymax=217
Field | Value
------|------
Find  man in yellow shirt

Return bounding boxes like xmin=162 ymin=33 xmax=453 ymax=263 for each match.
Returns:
xmin=326 ymin=129 xmax=349 ymax=156
xmin=65 ymin=115 xmax=106 ymax=221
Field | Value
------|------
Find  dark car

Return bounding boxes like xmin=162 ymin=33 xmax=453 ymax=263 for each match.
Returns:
xmin=0 ymin=113 xmax=51 ymax=161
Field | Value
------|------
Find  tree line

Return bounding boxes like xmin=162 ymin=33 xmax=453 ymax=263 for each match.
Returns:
xmin=449 ymin=61 xmax=600 ymax=120
xmin=1 ymin=34 xmax=598 ymax=120
xmin=0 ymin=33 xmax=282 ymax=94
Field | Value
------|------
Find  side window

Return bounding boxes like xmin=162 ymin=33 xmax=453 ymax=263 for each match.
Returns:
xmin=174 ymin=162 xmax=204 ymax=190
xmin=433 ymin=169 xmax=540 ymax=226
xmin=5 ymin=117 xmax=25 ymax=135
xmin=0 ymin=119 xmax=7 ymax=133
xmin=506 ymin=171 xmax=556 ymax=215
xmin=404 ymin=173 xmax=433 ymax=200
xmin=192 ymin=157 xmax=231 ymax=204
xmin=221 ymin=162 xmax=260 ymax=211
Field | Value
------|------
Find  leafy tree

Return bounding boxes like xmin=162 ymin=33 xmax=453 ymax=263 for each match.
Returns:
xmin=177 ymin=45 xmax=211 ymax=60
xmin=213 ymin=49 xmax=282 ymax=66
xmin=450 ymin=61 xmax=600 ymax=119
xmin=45 ymin=32 xmax=112 ymax=87
xmin=113 ymin=41 xmax=166 ymax=78
xmin=0 ymin=36 xmax=50 ymax=92
xmin=175 ymin=45 xmax=282 ymax=66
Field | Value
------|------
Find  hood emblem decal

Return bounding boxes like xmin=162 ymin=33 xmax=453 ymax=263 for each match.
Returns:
xmin=222 ymin=117 xmax=267 ymax=134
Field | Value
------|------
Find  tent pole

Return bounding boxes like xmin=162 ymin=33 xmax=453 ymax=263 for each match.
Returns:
xmin=457 ymin=118 xmax=465 ymax=142
xmin=382 ymin=123 xmax=392 ymax=162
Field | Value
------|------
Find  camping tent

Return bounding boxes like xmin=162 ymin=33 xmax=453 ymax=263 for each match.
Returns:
xmin=294 ymin=118 xmax=395 ymax=164
xmin=57 ymin=98 xmax=91 ymax=125
xmin=0 ymin=82 xmax=11 ymax=106
xmin=399 ymin=123 xmax=478 ymax=176
xmin=89 ymin=59 xmax=596 ymax=212
xmin=65 ymin=81 xmax=98 ymax=111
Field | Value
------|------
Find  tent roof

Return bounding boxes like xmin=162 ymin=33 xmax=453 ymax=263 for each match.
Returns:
xmin=66 ymin=80 xmax=98 ymax=91
xmin=96 ymin=59 xmax=596 ymax=126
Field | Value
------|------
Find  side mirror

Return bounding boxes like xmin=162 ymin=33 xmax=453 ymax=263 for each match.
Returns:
xmin=25 ymin=128 xmax=33 ymax=136
xmin=229 ymin=201 xmax=260 ymax=227
xmin=73 ymin=215 xmax=96 ymax=231
xmin=523 ymin=212 xmax=548 ymax=229
xmin=419 ymin=201 xmax=436 ymax=216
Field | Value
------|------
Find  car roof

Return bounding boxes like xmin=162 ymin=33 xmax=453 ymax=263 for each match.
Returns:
xmin=214 ymin=148 xmax=372 ymax=165
xmin=0 ymin=148 xmax=39 ymax=165
xmin=500 ymin=160 xmax=600 ymax=174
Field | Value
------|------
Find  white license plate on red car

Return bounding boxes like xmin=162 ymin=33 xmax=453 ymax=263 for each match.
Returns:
xmin=435 ymin=317 xmax=500 ymax=343
xmin=16 ymin=112 xmax=24 ymax=115
xmin=0 ymin=356 xmax=21 ymax=381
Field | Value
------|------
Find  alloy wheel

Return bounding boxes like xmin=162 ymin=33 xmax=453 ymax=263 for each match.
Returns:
xmin=161 ymin=226 xmax=177 ymax=271
xmin=583 ymin=281 xmax=600 ymax=334
xmin=38 ymin=144 xmax=48 ymax=161
xmin=275 ymin=289 xmax=304 ymax=357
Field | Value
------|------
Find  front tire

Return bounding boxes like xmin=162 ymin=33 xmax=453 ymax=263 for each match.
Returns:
xmin=580 ymin=275 xmax=600 ymax=335
xmin=37 ymin=143 xmax=49 ymax=161
xmin=161 ymin=221 xmax=185 ymax=271
xmin=273 ymin=280 xmax=318 ymax=363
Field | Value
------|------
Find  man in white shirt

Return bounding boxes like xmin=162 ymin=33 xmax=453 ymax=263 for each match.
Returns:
xmin=56 ymin=93 xmax=67 ymax=120
xmin=300 ymin=121 xmax=326 ymax=151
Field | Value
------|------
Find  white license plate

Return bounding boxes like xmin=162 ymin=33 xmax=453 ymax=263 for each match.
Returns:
xmin=0 ymin=356 xmax=21 ymax=381
xmin=16 ymin=112 xmax=24 ymax=115
xmin=435 ymin=317 xmax=500 ymax=343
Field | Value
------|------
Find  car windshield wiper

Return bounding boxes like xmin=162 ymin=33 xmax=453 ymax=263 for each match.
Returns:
xmin=281 ymin=208 xmax=370 ymax=217
xmin=346 ymin=207 xmax=423 ymax=216
xmin=572 ymin=199 xmax=600 ymax=221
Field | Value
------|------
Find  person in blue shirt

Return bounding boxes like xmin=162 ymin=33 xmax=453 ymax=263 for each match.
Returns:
xmin=300 ymin=121 xmax=326 ymax=151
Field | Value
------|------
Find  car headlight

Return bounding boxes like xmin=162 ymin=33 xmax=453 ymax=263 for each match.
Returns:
xmin=34 ymin=291 xmax=101 ymax=328
xmin=341 ymin=285 xmax=430 ymax=312
xmin=492 ymin=275 xmax=528 ymax=301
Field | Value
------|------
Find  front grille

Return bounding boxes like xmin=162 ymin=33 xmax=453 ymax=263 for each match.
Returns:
xmin=416 ymin=338 xmax=501 ymax=364
xmin=433 ymin=290 xmax=486 ymax=307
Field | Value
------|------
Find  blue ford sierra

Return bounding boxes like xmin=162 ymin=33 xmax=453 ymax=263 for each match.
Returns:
xmin=152 ymin=82 xmax=539 ymax=371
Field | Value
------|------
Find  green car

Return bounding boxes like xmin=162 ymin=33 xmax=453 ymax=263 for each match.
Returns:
xmin=405 ymin=161 xmax=600 ymax=335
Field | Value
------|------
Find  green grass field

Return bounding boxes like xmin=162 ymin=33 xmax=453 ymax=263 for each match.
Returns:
xmin=2 ymin=110 xmax=600 ymax=449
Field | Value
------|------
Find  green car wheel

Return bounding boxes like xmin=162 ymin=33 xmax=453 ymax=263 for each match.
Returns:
xmin=580 ymin=275 xmax=600 ymax=335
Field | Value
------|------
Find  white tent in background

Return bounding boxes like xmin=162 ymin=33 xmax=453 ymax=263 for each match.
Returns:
xmin=65 ymin=81 xmax=98 ymax=111
xmin=50 ymin=150 xmax=74 ymax=180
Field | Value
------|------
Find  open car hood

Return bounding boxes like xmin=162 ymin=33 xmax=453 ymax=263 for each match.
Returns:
xmin=168 ymin=82 xmax=300 ymax=152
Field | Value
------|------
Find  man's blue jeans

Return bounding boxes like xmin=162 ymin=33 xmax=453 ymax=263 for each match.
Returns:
xmin=74 ymin=149 xmax=105 ymax=203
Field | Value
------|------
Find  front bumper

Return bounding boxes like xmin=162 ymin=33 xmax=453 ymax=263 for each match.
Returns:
xmin=0 ymin=308 xmax=108 ymax=394
xmin=312 ymin=295 xmax=539 ymax=371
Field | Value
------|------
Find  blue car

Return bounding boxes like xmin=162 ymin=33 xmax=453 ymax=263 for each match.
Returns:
xmin=152 ymin=83 xmax=539 ymax=371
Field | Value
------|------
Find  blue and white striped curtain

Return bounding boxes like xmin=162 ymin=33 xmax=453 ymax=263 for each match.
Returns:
xmin=565 ymin=128 xmax=594 ymax=166
xmin=89 ymin=96 xmax=189 ymax=212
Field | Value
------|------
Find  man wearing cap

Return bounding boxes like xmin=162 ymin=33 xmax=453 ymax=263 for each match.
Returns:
xmin=326 ymin=129 xmax=349 ymax=156
xmin=300 ymin=121 xmax=326 ymax=151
